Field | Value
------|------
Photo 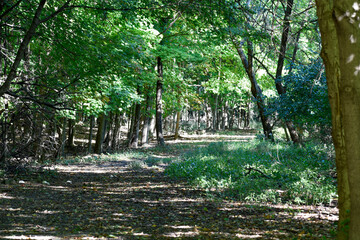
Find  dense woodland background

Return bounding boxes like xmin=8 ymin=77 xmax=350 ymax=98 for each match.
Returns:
xmin=0 ymin=0 xmax=331 ymax=163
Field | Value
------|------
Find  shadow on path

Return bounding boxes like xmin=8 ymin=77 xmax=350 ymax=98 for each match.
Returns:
xmin=0 ymin=158 xmax=337 ymax=239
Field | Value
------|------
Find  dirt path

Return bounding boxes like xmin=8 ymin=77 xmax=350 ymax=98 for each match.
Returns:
xmin=0 ymin=140 xmax=337 ymax=239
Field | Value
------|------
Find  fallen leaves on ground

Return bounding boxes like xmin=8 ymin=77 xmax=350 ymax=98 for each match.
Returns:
xmin=0 ymin=159 xmax=337 ymax=239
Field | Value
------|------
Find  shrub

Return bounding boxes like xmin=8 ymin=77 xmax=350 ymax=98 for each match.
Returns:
xmin=165 ymin=140 xmax=336 ymax=205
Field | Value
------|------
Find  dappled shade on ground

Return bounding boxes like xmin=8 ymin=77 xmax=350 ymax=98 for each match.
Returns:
xmin=0 ymin=158 xmax=337 ymax=239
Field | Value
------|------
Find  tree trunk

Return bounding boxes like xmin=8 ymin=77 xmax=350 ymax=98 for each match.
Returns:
xmin=104 ymin=113 xmax=113 ymax=149
xmin=127 ymin=106 xmax=135 ymax=141
xmin=33 ymin=113 xmax=45 ymax=161
xmin=282 ymin=122 xmax=290 ymax=142
xmin=59 ymin=117 xmax=67 ymax=158
xmin=88 ymin=116 xmax=94 ymax=153
xmin=212 ymin=94 xmax=218 ymax=130
xmin=67 ymin=119 xmax=75 ymax=147
xmin=129 ymin=101 xmax=141 ymax=148
xmin=156 ymin=56 xmax=165 ymax=146
xmin=149 ymin=115 xmax=156 ymax=139
xmin=111 ymin=113 xmax=121 ymax=149
xmin=229 ymin=107 xmax=235 ymax=129
xmin=0 ymin=101 xmax=9 ymax=162
xmin=94 ymin=114 xmax=106 ymax=154
xmin=197 ymin=109 xmax=201 ymax=130
xmin=141 ymin=94 xmax=152 ymax=145
xmin=238 ymin=107 xmax=242 ymax=128
xmin=174 ymin=110 xmax=181 ymax=140
xmin=274 ymin=0 xmax=300 ymax=144
xmin=316 ymin=1 xmax=356 ymax=239
xmin=232 ymin=38 xmax=273 ymax=139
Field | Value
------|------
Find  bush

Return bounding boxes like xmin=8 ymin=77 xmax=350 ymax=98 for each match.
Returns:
xmin=165 ymin=140 xmax=336 ymax=205
xmin=269 ymin=59 xmax=332 ymax=143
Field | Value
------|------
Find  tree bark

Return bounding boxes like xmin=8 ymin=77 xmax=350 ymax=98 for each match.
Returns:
xmin=111 ymin=113 xmax=121 ymax=149
xmin=174 ymin=97 xmax=181 ymax=140
xmin=104 ymin=113 xmax=113 ymax=149
xmin=59 ymin=117 xmax=67 ymax=158
xmin=94 ymin=114 xmax=106 ymax=154
xmin=232 ymin=38 xmax=273 ymax=139
xmin=88 ymin=116 xmax=94 ymax=153
xmin=156 ymin=56 xmax=165 ymax=146
xmin=129 ymin=101 xmax=141 ymax=148
xmin=0 ymin=101 xmax=9 ymax=162
xmin=141 ymin=94 xmax=152 ymax=145
xmin=315 ymin=1 xmax=356 ymax=239
xmin=275 ymin=0 xmax=294 ymax=93
xmin=274 ymin=0 xmax=300 ymax=144
xmin=67 ymin=119 xmax=75 ymax=147
xmin=212 ymin=94 xmax=218 ymax=130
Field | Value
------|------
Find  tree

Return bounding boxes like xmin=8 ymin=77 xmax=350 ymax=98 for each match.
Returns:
xmin=274 ymin=0 xmax=300 ymax=143
xmin=316 ymin=1 xmax=360 ymax=239
xmin=270 ymin=60 xmax=331 ymax=143
xmin=155 ymin=55 xmax=166 ymax=146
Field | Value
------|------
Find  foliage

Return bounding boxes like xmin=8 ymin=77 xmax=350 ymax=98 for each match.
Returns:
xmin=166 ymin=140 xmax=337 ymax=205
xmin=269 ymin=60 xmax=331 ymax=141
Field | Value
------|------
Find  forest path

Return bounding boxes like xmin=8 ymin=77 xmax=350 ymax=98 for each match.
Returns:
xmin=0 ymin=135 xmax=337 ymax=239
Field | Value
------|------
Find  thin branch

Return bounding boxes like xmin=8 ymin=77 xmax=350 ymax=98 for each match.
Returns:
xmin=251 ymin=54 xmax=276 ymax=80
xmin=0 ymin=0 xmax=22 ymax=20
xmin=40 ymin=0 xmax=72 ymax=23
xmin=245 ymin=167 xmax=271 ymax=179
xmin=0 ymin=0 xmax=46 ymax=97
xmin=65 ymin=3 xmax=173 ymax=13
xmin=292 ymin=5 xmax=314 ymax=17
xmin=158 ymin=0 xmax=195 ymax=36
xmin=6 ymin=90 xmax=72 ymax=110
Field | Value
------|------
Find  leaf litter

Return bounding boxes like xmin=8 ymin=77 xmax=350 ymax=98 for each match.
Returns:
xmin=0 ymin=146 xmax=337 ymax=239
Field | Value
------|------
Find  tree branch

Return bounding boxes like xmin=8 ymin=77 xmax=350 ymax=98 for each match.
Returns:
xmin=40 ymin=0 xmax=72 ymax=23
xmin=245 ymin=167 xmax=270 ymax=179
xmin=157 ymin=0 xmax=195 ymax=36
xmin=251 ymin=54 xmax=276 ymax=80
xmin=0 ymin=0 xmax=22 ymax=20
xmin=0 ymin=0 xmax=47 ymax=98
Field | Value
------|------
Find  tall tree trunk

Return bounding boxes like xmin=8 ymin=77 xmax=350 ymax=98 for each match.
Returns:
xmin=59 ymin=117 xmax=67 ymax=158
xmin=88 ymin=116 xmax=94 ymax=153
xmin=67 ymin=119 xmax=75 ymax=147
xmin=275 ymin=0 xmax=300 ymax=144
xmin=156 ymin=56 xmax=165 ymax=146
xmin=237 ymin=109 xmax=240 ymax=129
xmin=149 ymin=115 xmax=156 ymax=139
xmin=316 ymin=1 xmax=354 ymax=239
xmin=174 ymin=97 xmax=181 ymax=140
xmin=127 ymin=106 xmax=135 ymax=141
xmin=0 ymin=101 xmax=9 ymax=163
xmin=232 ymin=38 xmax=273 ymax=139
xmin=141 ymin=94 xmax=152 ymax=145
xmin=104 ymin=113 xmax=113 ymax=149
xmin=129 ymin=101 xmax=141 ymax=148
xmin=34 ymin=113 xmax=45 ymax=161
xmin=111 ymin=113 xmax=121 ymax=149
xmin=94 ymin=114 xmax=106 ymax=154
xmin=212 ymin=94 xmax=218 ymax=130
xmin=229 ymin=107 xmax=235 ymax=129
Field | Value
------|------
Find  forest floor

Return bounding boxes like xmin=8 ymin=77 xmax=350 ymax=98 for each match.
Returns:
xmin=0 ymin=134 xmax=338 ymax=239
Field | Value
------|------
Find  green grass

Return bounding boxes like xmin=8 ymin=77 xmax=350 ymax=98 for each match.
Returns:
xmin=165 ymin=140 xmax=337 ymax=205
xmin=55 ymin=151 xmax=149 ymax=165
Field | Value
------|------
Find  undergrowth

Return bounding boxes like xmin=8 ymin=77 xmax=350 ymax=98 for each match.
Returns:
xmin=165 ymin=140 xmax=337 ymax=205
